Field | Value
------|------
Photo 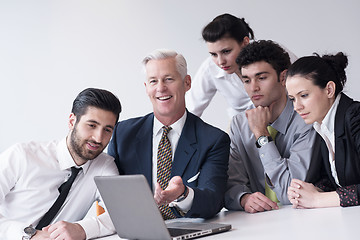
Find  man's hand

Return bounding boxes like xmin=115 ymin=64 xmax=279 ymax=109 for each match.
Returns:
xmin=246 ymin=101 xmax=278 ymax=139
xmin=245 ymin=106 xmax=272 ymax=139
xmin=42 ymin=221 xmax=86 ymax=240
xmin=31 ymin=230 xmax=50 ymax=240
xmin=240 ymin=192 xmax=279 ymax=213
xmin=154 ymin=176 xmax=185 ymax=205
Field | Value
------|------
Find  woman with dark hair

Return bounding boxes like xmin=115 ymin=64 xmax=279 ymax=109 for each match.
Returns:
xmin=186 ymin=13 xmax=254 ymax=119
xmin=187 ymin=13 xmax=296 ymax=120
xmin=286 ymin=52 xmax=360 ymax=208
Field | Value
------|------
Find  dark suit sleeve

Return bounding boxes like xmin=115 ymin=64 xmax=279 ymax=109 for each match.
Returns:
xmin=184 ymin=132 xmax=230 ymax=219
xmin=335 ymin=102 xmax=360 ymax=207
xmin=107 ymin=123 xmax=123 ymax=174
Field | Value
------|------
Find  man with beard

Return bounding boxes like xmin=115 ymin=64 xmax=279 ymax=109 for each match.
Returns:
xmin=0 ymin=88 xmax=121 ymax=240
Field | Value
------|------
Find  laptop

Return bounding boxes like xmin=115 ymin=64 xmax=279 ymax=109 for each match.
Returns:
xmin=94 ymin=175 xmax=231 ymax=240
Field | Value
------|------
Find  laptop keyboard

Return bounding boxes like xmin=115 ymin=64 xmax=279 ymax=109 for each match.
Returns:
xmin=168 ymin=228 xmax=200 ymax=237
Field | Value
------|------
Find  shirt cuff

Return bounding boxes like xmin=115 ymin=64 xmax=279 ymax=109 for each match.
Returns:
xmin=336 ymin=185 xmax=359 ymax=207
xmin=76 ymin=212 xmax=115 ymax=239
xmin=169 ymin=187 xmax=194 ymax=214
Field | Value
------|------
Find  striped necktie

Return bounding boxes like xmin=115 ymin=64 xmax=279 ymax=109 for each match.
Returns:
xmin=157 ymin=126 xmax=176 ymax=219
xmin=265 ymin=125 xmax=279 ymax=203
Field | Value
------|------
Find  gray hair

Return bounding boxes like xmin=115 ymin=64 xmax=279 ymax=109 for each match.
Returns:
xmin=142 ymin=49 xmax=187 ymax=80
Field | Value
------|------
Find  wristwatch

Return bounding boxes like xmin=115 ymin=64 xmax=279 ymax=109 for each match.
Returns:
xmin=175 ymin=186 xmax=189 ymax=202
xmin=256 ymin=136 xmax=273 ymax=148
xmin=22 ymin=225 xmax=37 ymax=240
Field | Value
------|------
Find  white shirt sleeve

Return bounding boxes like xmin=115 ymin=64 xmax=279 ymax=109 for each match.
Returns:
xmin=186 ymin=57 xmax=217 ymax=117
xmin=0 ymin=144 xmax=28 ymax=240
xmin=77 ymin=158 xmax=118 ymax=239
xmin=77 ymin=212 xmax=115 ymax=240
xmin=0 ymin=216 xmax=28 ymax=240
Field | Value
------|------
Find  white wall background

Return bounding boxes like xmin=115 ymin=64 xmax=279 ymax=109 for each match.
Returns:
xmin=0 ymin=0 xmax=359 ymax=152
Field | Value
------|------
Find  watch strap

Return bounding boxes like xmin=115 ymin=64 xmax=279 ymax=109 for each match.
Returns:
xmin=175 ymin=186 xmax=189 ymax=202
xmin=23 ymin=225 xmax=36 ymax=240
xmin=256 ymin=136 xmax=273 ymax=148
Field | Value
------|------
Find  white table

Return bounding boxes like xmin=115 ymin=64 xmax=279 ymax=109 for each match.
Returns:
xmin=95 ymin=205 xmax=359 ymax=240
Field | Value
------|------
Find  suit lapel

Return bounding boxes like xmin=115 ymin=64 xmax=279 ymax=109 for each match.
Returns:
xmin=135 ymin=114 xmax=154 ymax=188
xmin=334 ymin=94 xmax=352 ymax=185
xmin=172 ymin=113 xmax=197 ymax=177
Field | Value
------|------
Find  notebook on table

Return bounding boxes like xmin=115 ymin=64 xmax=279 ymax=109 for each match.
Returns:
xmin=94 ymin=174 xmax=231 ymax=240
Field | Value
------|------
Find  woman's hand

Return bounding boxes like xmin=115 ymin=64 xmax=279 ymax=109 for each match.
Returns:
xmin=288 ymin=179 xmax=321 ymax=208
xmin=288 ymin=179 xmax=340 ymax=208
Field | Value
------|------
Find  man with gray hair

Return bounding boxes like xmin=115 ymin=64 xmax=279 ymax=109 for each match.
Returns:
xmin=108 ymin=49 xmax=230 ymax=220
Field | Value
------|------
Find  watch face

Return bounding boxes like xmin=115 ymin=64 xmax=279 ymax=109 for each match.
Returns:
xmin=258 ymin=136 xmax=269 ymax=146
xmin=24 ymin=226 xmax=36 ymax=235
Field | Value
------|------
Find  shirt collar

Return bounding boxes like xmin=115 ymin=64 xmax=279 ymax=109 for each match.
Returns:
xmin=313 ymin=94 xmax=341 ymax=134
xmin=153 ymin=111 xmax=187 ymax=138
xmin=271 ymin=97 xmax=294 ymax=135
xmin=56 ymin=137 xmax=92 ymax=174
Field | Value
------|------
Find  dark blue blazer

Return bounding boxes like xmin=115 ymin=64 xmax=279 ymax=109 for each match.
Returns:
xmin=108 ymin=111 xmax=230 ymax=218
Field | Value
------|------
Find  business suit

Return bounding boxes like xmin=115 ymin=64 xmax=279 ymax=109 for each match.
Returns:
xmin=314 ymin=93 xmax=360 ymax=206
xmin=108 ymin=111 xmax=230 ymax=218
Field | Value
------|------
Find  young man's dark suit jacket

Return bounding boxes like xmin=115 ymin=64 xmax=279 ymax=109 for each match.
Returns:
xmin=107 ymin=111 xmax=230 ymax=219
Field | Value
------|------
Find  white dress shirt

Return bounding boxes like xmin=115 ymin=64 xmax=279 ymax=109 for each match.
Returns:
xmin=0 ymin=138 xmax=118 ymax=240
xmin=186 ymin=57 xmax=253 ymax=119
xmin=152 ymin=111 xmax=194 ymax=213
xmin=313 ymin=94 xmax=342 ymax=186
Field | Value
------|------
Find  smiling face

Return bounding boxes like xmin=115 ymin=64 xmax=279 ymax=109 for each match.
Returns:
xmin=67 ymin=106 xmax=116 ymax=165
xmin=286 ymin=75 xmax=335 ymax=124
xmin=144 ymin=57 xmax=191 ymax=126
xmin=207 ymin=37 xmax=248 ymax=75
xmin=241 ymin=61 xmax=286 ymax=108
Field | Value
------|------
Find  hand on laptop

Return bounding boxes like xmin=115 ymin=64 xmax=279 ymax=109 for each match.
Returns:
xmin=154 ymin=176 xmax=186 ymax=205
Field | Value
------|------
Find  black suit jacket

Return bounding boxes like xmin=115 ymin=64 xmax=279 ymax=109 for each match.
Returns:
xmin=314 ymin=93 xmax=360 ymax=199
xmin=108 ymin=111 xmax=230 ymax=218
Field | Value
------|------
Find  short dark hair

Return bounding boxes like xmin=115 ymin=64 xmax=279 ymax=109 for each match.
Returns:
xmin=236 ymin=40 xmax=290 ymax=76
xmin=286 ymin=52 xmax=348 ymax=97
xmin=71 ymin=88 xmax=122 ymax=122
xmin=202 ymin=13 xmax=254 ymax=43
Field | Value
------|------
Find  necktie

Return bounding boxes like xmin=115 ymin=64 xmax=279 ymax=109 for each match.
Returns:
xmin=36 ymin=167 xmax=81 ymax=229
xmin=265 ymin=126 xmax=279 ymax=203
xmin=157 ymin=126 xmax=176 ymax=219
